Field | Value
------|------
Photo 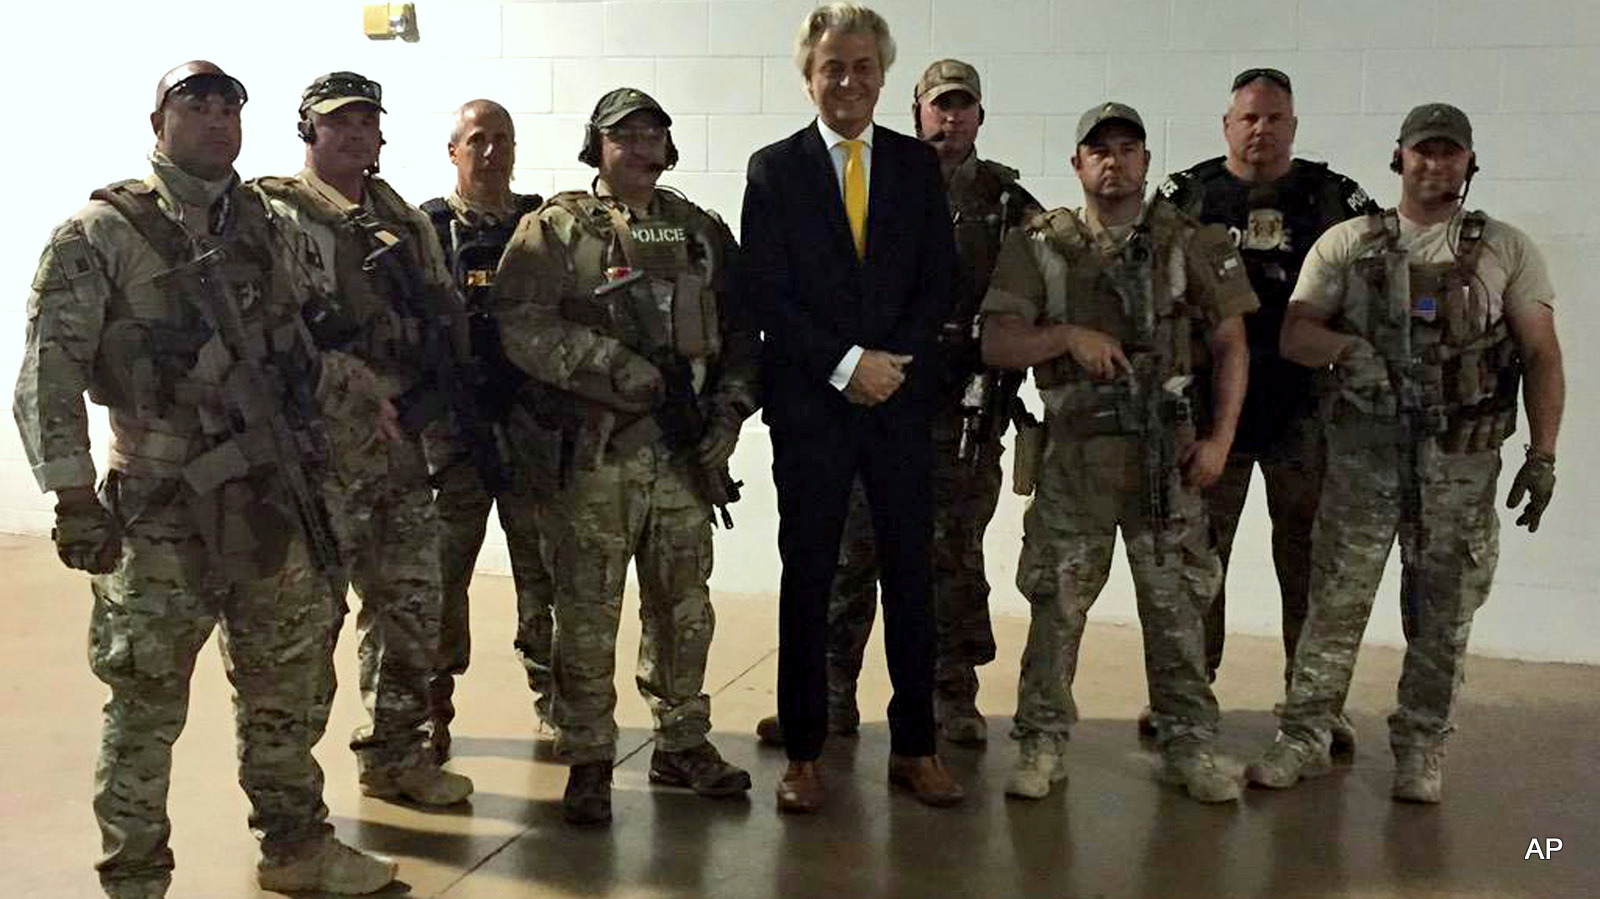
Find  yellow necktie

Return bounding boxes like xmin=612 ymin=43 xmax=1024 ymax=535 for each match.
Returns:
xmin=841 ymin=139 xmax=867 ymax=259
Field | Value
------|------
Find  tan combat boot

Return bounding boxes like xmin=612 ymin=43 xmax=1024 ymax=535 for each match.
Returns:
xmin=1245 ymin=732 xmax=1332 ymax=789
xmin=360 ymin=763 xmax=474 ymax=806
xmin=1392 ymin=745 xmax=1445 ymax=803
xmin=1160 ymin=741 xmax=1242 ymax=803
xmin=257 ymin=837 xmax=397 ymax=895
xmin=1005 ymin=736 xmax=1068 ymax=799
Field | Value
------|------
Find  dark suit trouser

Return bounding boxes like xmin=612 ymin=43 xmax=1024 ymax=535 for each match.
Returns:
xmin=772 ymin=408 xmax=937 ymax=761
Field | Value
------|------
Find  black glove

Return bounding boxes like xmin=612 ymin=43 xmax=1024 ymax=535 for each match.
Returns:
xmin=1506 ymin=447 xmax=1556 ymax=533
xmin=52 ymin=488 xmax=121 ymax=574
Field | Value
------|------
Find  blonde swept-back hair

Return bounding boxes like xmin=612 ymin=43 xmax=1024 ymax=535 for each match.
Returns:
xmin=793 ymin=2 xmax=897 ymax=78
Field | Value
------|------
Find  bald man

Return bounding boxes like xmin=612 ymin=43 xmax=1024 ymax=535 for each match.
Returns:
xmin=420 ymin=100 xmax=556 ymax=761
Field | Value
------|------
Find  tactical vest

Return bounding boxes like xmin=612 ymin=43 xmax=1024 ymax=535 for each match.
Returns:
xmin=1339 ymin=209 xmax=1520 ymax=453
xmin=548 ymin=189 xmax=724 ymax=364
xmin=89 ymin=180 xmax=284 ymax=443
xmin=88 ymin=179 xmax=313 ymax=577
xmin=421 ymin=193 xmax=542 ymax=310
xmin=948 ymin=159 xmax=1031 ymax=327
xmin=253 ymin=175 xmax=435 ymax=377
xmin=1027 ymin=204 xmax=1201 ymax=437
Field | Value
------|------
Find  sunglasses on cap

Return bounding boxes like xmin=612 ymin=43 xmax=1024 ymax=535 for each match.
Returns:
xmin=1231 ymin=67 xmax=1292 ymax=93
xmin=301 ymin=73 xmax=384 ymax=113
xmin=162 ymin=73 xmax=248 ymax=109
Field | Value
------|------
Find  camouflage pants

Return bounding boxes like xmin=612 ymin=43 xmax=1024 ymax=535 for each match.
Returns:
xmin=547 ymin=444 xmax=715 ymax=764
xmin=1011 ymin=433 xmax=1222 ymax=748
xmin=88 ymin=472 xmax=335 ymax=897
xmin=1281 ymin=439 xmax=1500 ymax=752
xmin=326 ymin=438 xmax=444 ymax=775
xmin=430 ymin=458 xmax=555 ymax=736
xmin=1203 ymin=406 xmax=1324 ymax=686
xmin=827 ymin=424 xmax=1002 ymax=707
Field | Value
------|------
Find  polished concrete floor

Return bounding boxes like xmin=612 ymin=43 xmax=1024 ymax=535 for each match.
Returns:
xmin=1 ymin=531 xmax=1594 ymax=899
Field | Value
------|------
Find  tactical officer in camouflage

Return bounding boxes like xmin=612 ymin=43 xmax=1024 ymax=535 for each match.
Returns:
xmin=1151 ymin=67 xmax=1377 ymax=752
xmin=982 ymin=102 xmax=1257 ymax=804
xmin=754 ymin=58 xmax=1039 ymax=748
xmin=420 ymin=99 xmax=560 ymax=761
xmin=493 ymin=88 xmax=759 ymax=826
xmin=1245 ymin=103 xmax=1564 ymax=803
xmin=14 ymin=61 xmax=396 ymax=898
xmin=254 ymin=71 xmax=473 ymax=808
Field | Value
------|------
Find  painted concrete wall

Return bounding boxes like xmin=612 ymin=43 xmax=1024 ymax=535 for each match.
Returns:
xmin=2 ymin=0 xmax=1595 ymax=661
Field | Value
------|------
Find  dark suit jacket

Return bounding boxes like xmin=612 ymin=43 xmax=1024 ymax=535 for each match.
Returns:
xmin=740 ymin=121 xmax=955 ymax=433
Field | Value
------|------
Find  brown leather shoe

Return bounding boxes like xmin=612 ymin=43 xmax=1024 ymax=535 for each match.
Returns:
xmin=775 ymin=761 xmax=824 ymax=813
xmin=888 ymin=754 xmax=965 ymax=807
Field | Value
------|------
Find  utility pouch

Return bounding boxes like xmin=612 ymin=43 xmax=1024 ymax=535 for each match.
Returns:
xmin=1013 ymin=413 xmax=1045 ymax=496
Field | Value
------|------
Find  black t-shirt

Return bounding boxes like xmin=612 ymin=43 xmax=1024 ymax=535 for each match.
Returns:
xmin=1156 ymin=157 xmax=1377 ymax=453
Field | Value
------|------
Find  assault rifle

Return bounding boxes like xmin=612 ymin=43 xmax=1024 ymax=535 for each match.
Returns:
xmin=1367 ymin=264 xmax=1435 ymax=553
xmin=171 ymin=246 xmax=345 ymax=606
xmin=594 ymin=270 xmax=743 ymax=527
xmin=360 ymin=225 xmax=508 ymax=495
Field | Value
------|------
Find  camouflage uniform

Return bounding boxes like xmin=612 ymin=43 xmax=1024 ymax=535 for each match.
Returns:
xmin=493 ymin=183 xmax=759 ymax=764
xmin=14 ymin=151 xmax=364 ymax=897
xmin=256 ymin=168 xmax=455 ymax=779
xmin=1278 ymin=209 xmax=1545 ymax=757
xmin=824 ymin=152 xmax=1038 ymax=723
xmin=1157 ymin=158 xmax=1377 ymax=683
xmin=419 ymin=190 xmax=560 ymax=749
xmin=982 ymin=200 xmax=1257 ymax=752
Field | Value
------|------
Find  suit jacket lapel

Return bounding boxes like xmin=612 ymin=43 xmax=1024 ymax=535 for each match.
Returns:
xmin=802 ymin=123 xmax=859 ymax=265
xmin=865 ymin=131 xmax=895 ymax=265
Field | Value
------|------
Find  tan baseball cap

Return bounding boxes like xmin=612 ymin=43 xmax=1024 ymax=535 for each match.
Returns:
xmin=300 ymin=71 xmax=386 ymax=117
xmin=1075 ymin=101 xmax=1145 ymax=144
xmin=915 ymin=59 xmax=982 ymax=104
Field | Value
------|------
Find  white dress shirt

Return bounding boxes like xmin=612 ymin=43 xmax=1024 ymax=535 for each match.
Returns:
xmin=815 ymin=119 xmax=875 ymax=391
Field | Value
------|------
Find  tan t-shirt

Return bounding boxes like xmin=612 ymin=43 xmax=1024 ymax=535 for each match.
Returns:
xmin=1289 ymin=210 xmax=1556 ymax=322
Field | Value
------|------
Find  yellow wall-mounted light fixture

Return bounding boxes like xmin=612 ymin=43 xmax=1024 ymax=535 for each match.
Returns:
xmin=363 ymin=3 xmax=419 ymax=42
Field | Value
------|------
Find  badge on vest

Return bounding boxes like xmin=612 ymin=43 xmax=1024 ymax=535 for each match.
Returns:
xmin=465 ymin=269 xmax=494 ymax=288
xmin=1243 ymin=208 xmax=1289 ymax=252
xmin=1412 ymin=294 xmax=1438 ymax=322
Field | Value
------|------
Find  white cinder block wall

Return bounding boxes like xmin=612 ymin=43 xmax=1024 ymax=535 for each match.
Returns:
xmin=2 ymin=1 xmax=1596 ymax=662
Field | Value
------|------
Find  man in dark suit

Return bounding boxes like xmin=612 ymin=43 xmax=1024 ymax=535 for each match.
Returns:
xmin=740 ymin=2 xmax=963 ymax=813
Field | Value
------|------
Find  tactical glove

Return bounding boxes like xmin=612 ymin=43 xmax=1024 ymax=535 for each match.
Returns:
xmin=611 ymin=352 xmax=664 ymax=410
xmin=1335 ymin=338 xmax=1390 ymax=392
xmin=52 ymin=488 xmax=121 ymax=574
xmin=698 ymin=413 xmax=742 ymax=468
xmin=1506 ymin=447 xmax=1556 ymax=533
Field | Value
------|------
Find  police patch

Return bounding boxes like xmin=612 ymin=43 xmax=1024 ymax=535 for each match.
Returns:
xmin=1347 ymin=186 xmax=1372 ymax=214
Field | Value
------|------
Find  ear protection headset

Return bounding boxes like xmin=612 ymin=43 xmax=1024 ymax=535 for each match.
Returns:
xmin=578 ymin=122 xmax=678 ymax=169
xmin=297 ymin=117 xmax=316 ymax=144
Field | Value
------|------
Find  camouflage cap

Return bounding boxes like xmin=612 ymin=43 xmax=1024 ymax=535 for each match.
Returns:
xmin=915 ymin=59 xmax=982 ymax=104
xmin=1075 ymin=101 xmax=1145 ymax=144
xmin=590 ymin=87 xmax=672 ymax=129
xmin=154 ymin=60 xmax=247 ymax=113
xmin=300 ymin=71 xmax=386 ymax=116
xmin=1399 ymin=102 xmax=1472 ymax=150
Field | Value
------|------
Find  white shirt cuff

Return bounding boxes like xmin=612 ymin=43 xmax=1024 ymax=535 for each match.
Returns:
xmin=829 ymin=345 xmax=865 ymax=391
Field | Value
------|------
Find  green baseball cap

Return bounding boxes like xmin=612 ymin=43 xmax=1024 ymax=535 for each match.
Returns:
xmin=1075 ymin=101 xmax=1146 ymax=144
xmin=1399 ymin=103 xmax=1472 ymax=150
xmin=590 ymin=87 xmax=672 ymax=129
xmin=915 ymin=59 xmax=982 ymax=104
